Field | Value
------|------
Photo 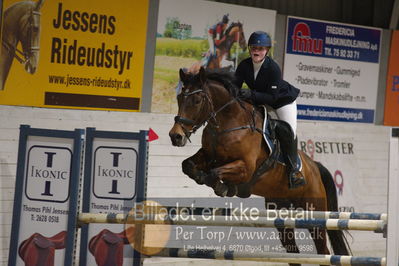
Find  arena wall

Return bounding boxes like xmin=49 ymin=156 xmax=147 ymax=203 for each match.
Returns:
xmin=0 ymin=105 xmax=390 ymax=265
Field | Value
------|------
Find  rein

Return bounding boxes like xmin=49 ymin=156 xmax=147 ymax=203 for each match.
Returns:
xmin=174 ymin=84 xmax=259 ymax=140
xmin=2 ymin=40 xmax=27 ymax=64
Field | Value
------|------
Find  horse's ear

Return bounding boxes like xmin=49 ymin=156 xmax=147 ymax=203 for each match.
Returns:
xmin=199 ymin=67 xmax=206 ymax=84
xmin=35 ymin=0 xmax=45 ymax=11
xmin=179 ymin=68 xmax=187 ymax=82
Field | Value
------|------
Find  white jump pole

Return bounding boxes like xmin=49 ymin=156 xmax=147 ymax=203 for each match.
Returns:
xmin=78 ymin=213 xmax=386 ymax=232
xmin=153 ymin=248 xmax=386 ymax=266
xmin=387 ymin=128 xmax=399 ymax=265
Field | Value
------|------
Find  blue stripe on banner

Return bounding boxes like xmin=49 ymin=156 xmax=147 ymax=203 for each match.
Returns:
xmin=169 ymin=248 xmax=179 ymax=257
xmin=286 ymin=17 xmax=381 ymax=63
xmin=330 ymin=255 xmax=342 ymax=265
xmin=274 ymin=218 xmax=286 ymax=228
xmin=337 ymin=220 xmax=349 ymax=230
xmin=297 ymin=104 xmax=374 ymax=123
xmin=224 ymin=250 xmax=234 ymax=260
xmin=329 ymin=212 xmax=340 ymax=219
xmin=188 ymin=249 xmax=216 ymax=259
xmin=349 ymin=213 xmax=381 ymax=220
xmin=350 ymin=257 xmax=382 ymax=266
xmin=295 ymin=219 xmax=327 ymax=228
xmin=106 ymin=213 xmax=117 ymax=222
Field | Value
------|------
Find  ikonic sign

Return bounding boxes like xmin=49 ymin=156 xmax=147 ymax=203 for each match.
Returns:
xmin=93 ymin=147 xmax=137 ymax=199
xmin=26 ymin=146 xmax=72 ymax=202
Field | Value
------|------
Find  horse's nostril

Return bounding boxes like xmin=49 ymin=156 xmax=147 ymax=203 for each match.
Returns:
xmin=173 ymin=134 xmax=183 ymax=141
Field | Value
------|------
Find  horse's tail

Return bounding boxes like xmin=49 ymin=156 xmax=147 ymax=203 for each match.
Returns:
xmin=316 ymin=161 xmax=350 ymax=255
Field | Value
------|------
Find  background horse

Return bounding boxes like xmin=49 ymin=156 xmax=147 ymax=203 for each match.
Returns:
xmin=188 ymin=21 xmax=247 ymax=74
xmin=0 ymin=0 xmax=44 ymax=90
xmin=169 ymin=67 xmax=349 ymax=265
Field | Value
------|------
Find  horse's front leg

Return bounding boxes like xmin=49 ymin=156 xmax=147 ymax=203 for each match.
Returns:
xmin=210 ymin=160 xmax=248 ymax=197
xmin=182 ymin=151 xmax=247 ymax=197
xmin=182 ymin=148 xmax=211 ymax=185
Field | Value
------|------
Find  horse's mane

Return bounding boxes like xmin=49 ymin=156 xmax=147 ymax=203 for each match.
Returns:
xmin=205 ymin=68 xmax=240 ymax=97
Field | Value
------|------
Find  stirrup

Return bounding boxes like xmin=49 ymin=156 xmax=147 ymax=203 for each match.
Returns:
xmin=288 ymin=171 xmax=306 ymax=189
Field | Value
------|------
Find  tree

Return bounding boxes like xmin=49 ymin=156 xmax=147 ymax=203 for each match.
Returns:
xmin=163 ymin=17 xmax=192 ymax=39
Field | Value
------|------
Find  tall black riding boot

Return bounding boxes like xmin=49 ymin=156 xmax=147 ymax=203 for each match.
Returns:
xmin=274 ymin=120 xmax=306 ymax=189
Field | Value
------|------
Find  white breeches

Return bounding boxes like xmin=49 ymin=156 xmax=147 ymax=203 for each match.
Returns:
xmin=275 ymin=100 xmax=297 ymax=137
xmin=208 ymin=33 xmax=215 ymax=54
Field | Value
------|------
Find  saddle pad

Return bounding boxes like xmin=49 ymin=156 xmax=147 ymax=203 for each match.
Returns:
xmin=261 ymin=106 xmax=302 ymax=171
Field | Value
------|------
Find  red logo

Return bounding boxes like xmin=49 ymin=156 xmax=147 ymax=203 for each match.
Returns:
xmin=334 ymin=170 xmax=344 ymax=195
xmin=292 ymin=22 xmax=323 ymax=54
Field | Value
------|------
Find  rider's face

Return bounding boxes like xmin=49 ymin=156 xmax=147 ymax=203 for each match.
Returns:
xmin=250 ymin=46 xmax=268 ymax=63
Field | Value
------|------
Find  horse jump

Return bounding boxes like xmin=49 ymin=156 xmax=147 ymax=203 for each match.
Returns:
xmin=77 ymin=211 xmax=387 ymax=266
xmin=155 ymin=249 xmax=386 ymax=266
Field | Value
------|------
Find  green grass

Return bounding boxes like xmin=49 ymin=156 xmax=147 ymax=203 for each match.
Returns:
xmin=154 ymin=67 xmax=179 ymax=84
xmin=156 ymin=38 xmax=208 ymax=59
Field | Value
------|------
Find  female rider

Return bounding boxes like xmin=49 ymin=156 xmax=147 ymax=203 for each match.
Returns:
xmin=234 ymin=31 xmax=305 ymax=189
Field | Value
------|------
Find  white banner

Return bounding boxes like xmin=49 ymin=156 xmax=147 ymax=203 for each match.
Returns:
xmin=284 ymin=17 xmax=381 ymax=123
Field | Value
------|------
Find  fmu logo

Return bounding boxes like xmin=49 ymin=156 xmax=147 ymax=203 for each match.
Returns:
xmin=292 ymin=22 xmax=323 ymax=55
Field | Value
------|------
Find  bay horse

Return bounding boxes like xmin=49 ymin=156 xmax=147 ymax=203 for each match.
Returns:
xmin=169 ymin=67 xmax=349 ymax=265
xmin=0 ymin=0 xmax=44 ymax=90
xmin=188 ymin=22 xmax=247 ymax=74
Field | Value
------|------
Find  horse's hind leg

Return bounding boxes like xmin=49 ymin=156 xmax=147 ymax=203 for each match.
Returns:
xmin=276 ymin=228 xmax=301 ymax=266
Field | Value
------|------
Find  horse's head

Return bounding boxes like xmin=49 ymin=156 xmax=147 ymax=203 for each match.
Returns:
xmin=169 ymin=67 xmax=208 ymax=146
xmin=169 ymin=67 xmax=238 ymax=147
xmin=227 ymin=22 xmax=247 ymax=51
xmin=19 ymin=0 xmax=44 ymax=74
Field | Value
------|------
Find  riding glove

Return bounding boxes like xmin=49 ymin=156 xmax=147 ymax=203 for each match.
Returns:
xmin=239 ymin=89 xmax=253 ymax=101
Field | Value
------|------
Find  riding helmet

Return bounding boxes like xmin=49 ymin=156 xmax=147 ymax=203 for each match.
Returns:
xmin=248 ymin=31 xmax=272 ymax=47
xmin=222 ymin=14 xmax=229 ymax=24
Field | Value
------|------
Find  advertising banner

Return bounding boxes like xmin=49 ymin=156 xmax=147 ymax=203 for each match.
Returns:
xmin=284 ymin=17 xmax=381 ymax=123
xmin=297 ymin=126 xmax=386 ymax=214
xmin=79 ymin=128 xmax=148 ymax=266
xmin=0 ymin=0 xmax=149 ymax=111
xmin=152 ymin=0 xmax=276 ymax=114
xmin=383 ymin=30 xmax=399 ymax=126
xmin=8 ymin=125 xmax=83 ymax=266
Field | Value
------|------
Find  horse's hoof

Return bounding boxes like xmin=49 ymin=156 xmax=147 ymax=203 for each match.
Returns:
xmin=226 ymin=185 xmax=238 ymax=197
xmin=194 ymin=171 xmax=207 ymax=185
xmin=236 ymin=184 xmax=251 ymax=198
xmin=182 ymin=160 xmax=195 ymax=176
xmin=213 ymin=182 xmax=228 ymax=197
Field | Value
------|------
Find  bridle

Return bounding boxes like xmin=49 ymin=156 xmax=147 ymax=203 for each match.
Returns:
xmin=174 ymin=82 xmax=259 ymax=143
xmin=174 ymin=83 xmax=237 ymax=140
xmin=2 ymin=7 xmax=41 ymax=65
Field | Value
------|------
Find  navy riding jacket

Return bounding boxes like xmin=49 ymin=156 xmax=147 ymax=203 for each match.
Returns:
xmin=234 ymin=56 xmax=300 ymax=109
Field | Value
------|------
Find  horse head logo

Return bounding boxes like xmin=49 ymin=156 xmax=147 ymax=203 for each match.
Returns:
xmin=0 ymin=0 xmax=44 ymax=90
xmin=22 ymin=0 xmax=44 ymax=74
